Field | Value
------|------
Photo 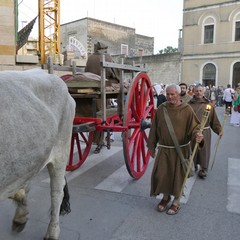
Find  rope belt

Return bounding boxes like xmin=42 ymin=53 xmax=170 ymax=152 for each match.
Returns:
xmin=158 ymin=141 xmax=191 ymax=149
xmin=203 ymin=126 xmax=210 ymax=130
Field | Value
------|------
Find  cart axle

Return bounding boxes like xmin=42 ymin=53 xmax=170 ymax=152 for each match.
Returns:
xmin=140 ymin=119 xmax=151 ymax=130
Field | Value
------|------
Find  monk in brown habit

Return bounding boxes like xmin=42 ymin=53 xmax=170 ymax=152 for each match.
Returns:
xmin=147 ymin=84 xmax=204 ymax=215
xmin=188 ymin=84 xmax=222 ymax=178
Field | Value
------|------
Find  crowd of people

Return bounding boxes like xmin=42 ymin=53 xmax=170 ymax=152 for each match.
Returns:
xmin=149 ymin=81 xmax=240 ymax=215
xmin=152 ymin=83 xmax=233 ymax=108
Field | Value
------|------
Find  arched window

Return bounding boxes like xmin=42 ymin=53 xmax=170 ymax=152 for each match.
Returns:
xmin=202 ymin=63 xmax=216 ymax=86
xmin=232 ymin=62 xmax=240 ymax=87
xmin=232 ymin=12 xmax=240 ymax=41
xmin=202 ymin=16 xmax=216 ymax=44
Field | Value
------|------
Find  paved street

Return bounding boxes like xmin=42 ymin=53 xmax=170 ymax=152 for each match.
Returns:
xmin=1 ymin=106 xmax=240 ymax=240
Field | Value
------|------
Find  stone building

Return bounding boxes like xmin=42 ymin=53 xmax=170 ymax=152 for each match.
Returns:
xmin=60 ymin=17 xmax=180 ymax=84
xmin=123 ymin=53 xmax=181 ymax=84
xmin=182 ymin=0 xmax=240 ymax=88
xmin=60 ymin=17 xmax=154 ymax=59
xmin=0 ymin=1 xmax=179 ymax=85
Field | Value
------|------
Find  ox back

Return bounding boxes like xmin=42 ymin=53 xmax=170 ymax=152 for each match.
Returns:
xmin=0 ymin=69 xmax=75 ymax=240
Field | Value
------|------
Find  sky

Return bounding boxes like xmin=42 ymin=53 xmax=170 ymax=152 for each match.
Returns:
xmin=18 ymin=0 xmax=183 ymax=54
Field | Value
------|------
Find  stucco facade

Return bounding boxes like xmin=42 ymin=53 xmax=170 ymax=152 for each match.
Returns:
xmin=182 ymin=0 xmax=240 ymax=87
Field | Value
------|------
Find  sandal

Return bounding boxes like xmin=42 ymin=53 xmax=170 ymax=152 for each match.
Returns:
xmin=105 ymin=136 xmax=114 ymax=142
xmin=198 ymin=169 xmax=207 ymax=178
xmin=94 ymin=145 xmax=102 ymax=154
xmin=166 ymin=204 xmax=181 ymax=215
xmin=157 ymin=196 xmax=171 ymax=212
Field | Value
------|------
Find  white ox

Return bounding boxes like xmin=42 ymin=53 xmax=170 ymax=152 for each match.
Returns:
xmin=0 ymin=69 xmax=75 ymax=240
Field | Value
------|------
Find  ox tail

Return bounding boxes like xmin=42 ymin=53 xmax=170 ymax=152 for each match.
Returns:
xmin=60 ymin=177 xmax=71 ymax=215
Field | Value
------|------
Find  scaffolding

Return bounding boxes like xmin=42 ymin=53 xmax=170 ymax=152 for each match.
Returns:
xmin=38 ymin=0 xmax=61 ymax=64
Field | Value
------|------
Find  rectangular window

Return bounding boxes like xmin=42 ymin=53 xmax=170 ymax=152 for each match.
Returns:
xmin=235 ymin=21 xmax=240 ymax=41
xmin=204 ymin=25 xmax=214 ymax=44
xmin=138 ymin=48 xmax=143 ymax=57
xmin=121 ymin=44 xmax=128 ymax=56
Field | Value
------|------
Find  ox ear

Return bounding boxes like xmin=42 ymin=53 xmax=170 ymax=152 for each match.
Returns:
xmin=60 ymin=177 xmax=71 ymax=215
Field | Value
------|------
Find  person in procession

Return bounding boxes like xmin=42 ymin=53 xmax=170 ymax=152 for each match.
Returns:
xmin=179 ymin=83 xmax=192 ymax=103
xmin=152 ymin=83 xmax=167 ymax=108
xmin=147 ymin=84 xmax=204 ymax=215
xmin=187 ymin=85 xmax=194 ymax=97
xmin=85 ymin=41 xmax=120 ymax=154
xmin=230 ymin=86 xmax=240 ymax=126
xmin=188 ymin=84 xmax=223 ymax=178
xmin=223 ymin=84 xmax=234 ymax=115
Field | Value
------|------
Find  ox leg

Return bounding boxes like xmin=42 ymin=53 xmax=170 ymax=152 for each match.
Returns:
xmin=10 ymin=189 xmax=29 ymax=232
xmin=44 ymin=163 xmax=65 ymax=240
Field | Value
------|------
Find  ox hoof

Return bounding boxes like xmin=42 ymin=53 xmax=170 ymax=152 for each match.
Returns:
xmin=12 ymin=220 xmax=27 ymax=232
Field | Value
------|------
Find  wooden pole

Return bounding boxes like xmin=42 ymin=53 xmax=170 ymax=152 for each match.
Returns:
xmin=210 ymin=107 xmax=229 ymax=170
xmin=177 ymin=105 xmax=211 ymax=205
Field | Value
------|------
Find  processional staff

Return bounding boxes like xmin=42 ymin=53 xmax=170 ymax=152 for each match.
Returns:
xmin=177 ymin=104 xmax=212 ymax=204
xmin=210 ymin=106 xmax=230 ymax=170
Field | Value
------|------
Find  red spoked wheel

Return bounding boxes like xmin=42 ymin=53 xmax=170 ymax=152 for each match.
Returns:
xmin=66 ymin=119 xmax=99 ymax=171
xmin=122 ymin=72 xmax=155 ymax=179
xmin=66 ymin=131 xmax=93 ymax=171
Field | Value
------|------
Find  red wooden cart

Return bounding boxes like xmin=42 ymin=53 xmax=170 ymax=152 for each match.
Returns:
xmin=61 ymin=56 xmax=155 ymax=179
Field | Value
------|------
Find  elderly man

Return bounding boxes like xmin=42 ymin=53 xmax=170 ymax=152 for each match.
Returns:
xmin=147 ymin=84 xmax=203 ymax=215
xmin=188 ymin=84 xmax=223 ymax=178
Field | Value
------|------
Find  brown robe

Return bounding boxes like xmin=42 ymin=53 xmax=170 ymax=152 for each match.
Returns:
xmin=188 ymin=96 xmax=222 ymax=170
xmin=180 ymin=94 xmax=192 ymax=103
xmin=85 ymin=51 xmax=120 ymax=145
xmin=147 ymin=102 xmax=200 ymax=198
xmin=85 ymin=52 xmax=120 ymax=84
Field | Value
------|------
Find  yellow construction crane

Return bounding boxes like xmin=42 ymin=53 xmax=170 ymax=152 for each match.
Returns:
xmin=38 ymin=0 xmax=61 ymax=64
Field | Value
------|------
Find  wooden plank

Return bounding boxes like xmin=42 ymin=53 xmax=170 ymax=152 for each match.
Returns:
xmin=70 ymin=92 xmax=121 ymax=100
xmin=41 ymin=64 xmax=84 ymax=72
xmin=65 ymin=80 xmax=101 ymax=88
xmin=101 ymin=58 xmax=148 ymax=72
xmin=72 ymin=122 xmax=96 ymax=133
xmin=69 ymin=88 xmax=98 ymax=94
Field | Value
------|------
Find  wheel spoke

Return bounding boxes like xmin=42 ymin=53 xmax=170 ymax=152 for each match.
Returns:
xmin=66 ymin=131 xmax=93 ymax=171
xmin=130 ymin=102 xmax=140 ymax=122
xmin=128 ymin=128 xmax=140 ymax=147
xmin=130 ymin=132 xmax=140 ymax=166
xmin=144 ymin=105 xmax=154 ymax=118
xmin=76 ymin=133 xmax=83 ymax=159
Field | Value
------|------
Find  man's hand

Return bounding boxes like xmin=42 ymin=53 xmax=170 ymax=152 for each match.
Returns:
xmin=196 ymin=132 xmax=204 ymax=143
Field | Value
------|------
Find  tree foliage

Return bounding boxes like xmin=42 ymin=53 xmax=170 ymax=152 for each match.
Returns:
xmin=158 ymin=46 xmax=178 ymax=54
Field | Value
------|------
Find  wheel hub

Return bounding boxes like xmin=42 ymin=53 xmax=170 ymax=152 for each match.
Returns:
xmin=140 ymin=118 xmax=151 ymax=130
